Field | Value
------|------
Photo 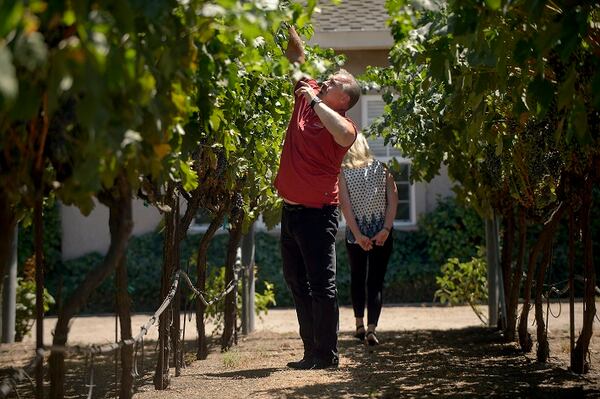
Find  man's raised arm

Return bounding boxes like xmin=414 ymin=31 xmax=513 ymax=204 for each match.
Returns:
xmin=285 ymin=26 xmax=305 ymax=64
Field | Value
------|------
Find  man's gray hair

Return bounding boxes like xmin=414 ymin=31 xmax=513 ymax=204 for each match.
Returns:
xmin=336 ymin=69 xmax=361 ymax=110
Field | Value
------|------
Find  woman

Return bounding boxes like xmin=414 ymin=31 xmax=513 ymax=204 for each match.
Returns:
xmin=339 ymin=133 xmax=398 ymax=346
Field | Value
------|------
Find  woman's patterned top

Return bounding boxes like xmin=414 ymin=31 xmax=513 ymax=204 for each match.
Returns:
xmin=342 ymin=160 xmax=387 ymax=243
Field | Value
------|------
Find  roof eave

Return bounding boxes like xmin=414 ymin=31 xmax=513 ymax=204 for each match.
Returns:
xmin=308 ymin=30 xmax=394 ymax=50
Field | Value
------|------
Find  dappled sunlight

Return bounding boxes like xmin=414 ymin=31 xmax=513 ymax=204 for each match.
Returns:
xmin=2 ymin=306 xmax=599 ymax=398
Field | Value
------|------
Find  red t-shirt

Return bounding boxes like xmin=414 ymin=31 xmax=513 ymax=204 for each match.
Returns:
xmin=274 ymin=78 xmax=358 ymax=208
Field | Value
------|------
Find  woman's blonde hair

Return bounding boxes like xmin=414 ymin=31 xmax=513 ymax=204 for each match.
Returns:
xmin=342 ymin=133 xmax=374 ymax=169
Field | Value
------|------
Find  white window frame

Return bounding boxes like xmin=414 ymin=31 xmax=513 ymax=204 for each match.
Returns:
xmin=361 ymin=94 xmax=416 ymax=227
xmin=189 ymin=212 xmax=270 ymax=235
xmin=391 ymin=163 xmax=417 ymax=227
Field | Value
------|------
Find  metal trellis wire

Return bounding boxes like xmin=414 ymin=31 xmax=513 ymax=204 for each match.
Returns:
xmin=0 ymin=268 xmax=241 ymax=398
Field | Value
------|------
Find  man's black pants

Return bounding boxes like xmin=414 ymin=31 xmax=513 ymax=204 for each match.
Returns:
xmin=281 ymin=203 xmax=339 ymax=363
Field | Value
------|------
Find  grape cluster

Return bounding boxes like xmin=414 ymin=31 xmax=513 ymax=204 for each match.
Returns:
xmin=520 ymin=118 xmax=564 ymax=187
xmin=216 ymin=151 xmax=227 ymax=177
xmin=231 ymin=192 xmax=244 ymax=218
xmin=47 ymin=98 xmax=78 ymax=181
xmin=481 ymin=145 xmax=503 ymax=189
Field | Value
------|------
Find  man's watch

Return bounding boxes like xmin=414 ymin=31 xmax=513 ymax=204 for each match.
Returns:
xmin=309 ymin=97 xmax=322 ymax=109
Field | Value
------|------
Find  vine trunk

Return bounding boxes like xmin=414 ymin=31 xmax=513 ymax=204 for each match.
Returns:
xmin=116 ymin=254 xmax=133 ymax=398
xmin=195 ymin=208 xmax=227 ymax=360
xmin=572 ymin=177 xmax=596 ymax=374
xmin=518 ymin=203 xmax=565 ymax=352
xmin=221 ymin=210 xmax=244 ymax=351
xmin=49 ymin=176 xmax=132 ymax=398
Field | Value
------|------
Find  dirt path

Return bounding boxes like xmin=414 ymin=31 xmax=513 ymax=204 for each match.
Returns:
xmin=20 ymin=303 xmax=496 ymax=345
xmin=2 ymin=303 xmax=600 ymax=398
xmin=131 ymin=303 xmax=600 ymax=399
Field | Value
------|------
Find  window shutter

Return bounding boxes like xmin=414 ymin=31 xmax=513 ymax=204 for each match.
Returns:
xmin=364 ymin=98 xmax=402 ymax=158
xmin=364 ymin=99 xmax=387 ymax=157
xmin=366 ymin=99 xmax=386 ymax=125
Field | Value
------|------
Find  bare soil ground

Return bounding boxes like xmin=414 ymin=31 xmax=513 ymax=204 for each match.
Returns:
xmin=1 ymin=303 xmax=599 ymax=398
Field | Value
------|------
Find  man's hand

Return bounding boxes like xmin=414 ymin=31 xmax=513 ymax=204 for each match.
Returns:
xmin=355 ymin=233 xmax=373 ymax=251
xmin=371 ymin=229 xmax=389 ymax=246
xmin=285 ymin=26 xmax=305 ymax=64
xmin=294 ymin=81 xmax=317 ymax=103
xmin=296 ymin=80 xmax=356 ymax=147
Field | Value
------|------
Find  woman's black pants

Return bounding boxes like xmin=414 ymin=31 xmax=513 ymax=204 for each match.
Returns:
xmin=346 ymin=232 xmax=393 ymax=326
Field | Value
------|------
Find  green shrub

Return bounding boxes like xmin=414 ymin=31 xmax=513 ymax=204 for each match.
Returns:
xmin=419 ymin=196 xmax=484 ymax=265
xmin=434 ymin=248 xmax=488 ymax=324
xmin=48 ymin=230 xmax=203 ymax=313
xmin=45 ymin=195 xmax=486 ymax=312
xmin=15 ymin=278 xmax=55 ymax=341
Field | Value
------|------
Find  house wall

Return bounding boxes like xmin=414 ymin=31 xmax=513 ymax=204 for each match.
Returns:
xmin=413 ymin=163 xmax=455 ymax=218
xmin=424 ymin=163 xmax=454 ymax=213
xmin=60 ymin=199 xmax=162 ymax=260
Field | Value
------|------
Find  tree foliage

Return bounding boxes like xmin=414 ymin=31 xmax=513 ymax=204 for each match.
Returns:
xmin=364 ymin=0 xmax=599 ymax=216
xmin=366 ymin=0 xmax=600 ymax=371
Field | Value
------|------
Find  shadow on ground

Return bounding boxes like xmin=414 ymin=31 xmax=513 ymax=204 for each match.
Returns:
xmin=0 ymin=338 xmax=190 ymax=398
xmin=2 ymin=328 xmax=599 ymax=398
xmin=260 ymin=327 xmax=600 ymax=398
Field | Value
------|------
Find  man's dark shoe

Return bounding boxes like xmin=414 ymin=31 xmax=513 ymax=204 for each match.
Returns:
xmin=311 ymin=356 xmax=339 ymax=370
xmin=287 ymin=357 xmax=315 ymax=370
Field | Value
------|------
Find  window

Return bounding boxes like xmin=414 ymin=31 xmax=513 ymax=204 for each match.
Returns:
xmin=392 ymin=163 xmax=415 ymax=225
xmin=360 ymin=95 xmax=416 ymax=226
xmin=360 ymin=95 xmax=403 ymax=160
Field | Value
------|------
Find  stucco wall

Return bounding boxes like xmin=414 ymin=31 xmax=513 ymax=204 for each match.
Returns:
xmin=413 ymin=164 xmax=455 ymax=220
xmin=60 ymin=199 xmax=162 ymax=260
xmin=309 ymin=30 xmax=394 ymax=51
xmin=424 ymin=163 xmax=455 ymax=213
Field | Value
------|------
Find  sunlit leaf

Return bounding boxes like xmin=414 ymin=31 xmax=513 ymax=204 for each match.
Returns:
xmin=178 ymin=160 xmax=199 ymax=191
xmin=0 ymin=0 xmax=23 ymax=38
xmin=484 ymin=0 xmax=501 ymax=10
xmin=0 ymin=46 xmax=18 ymax=102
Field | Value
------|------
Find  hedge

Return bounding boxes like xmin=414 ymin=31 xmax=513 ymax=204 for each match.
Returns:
xmin=16 ymin=190 xmax=600 ymax=315
xmin=37 ymin=196 xmax=484 ymax=313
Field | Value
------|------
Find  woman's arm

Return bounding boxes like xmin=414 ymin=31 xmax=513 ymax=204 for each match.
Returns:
xmin=371 ymin=166 xmax=398 ymax=246
xmin=339 ymin=172 xmax=373 ymax=251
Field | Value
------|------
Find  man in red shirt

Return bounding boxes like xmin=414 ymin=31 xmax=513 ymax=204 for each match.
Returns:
xmin=274 ymin=26 xmax=360 ymax=370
